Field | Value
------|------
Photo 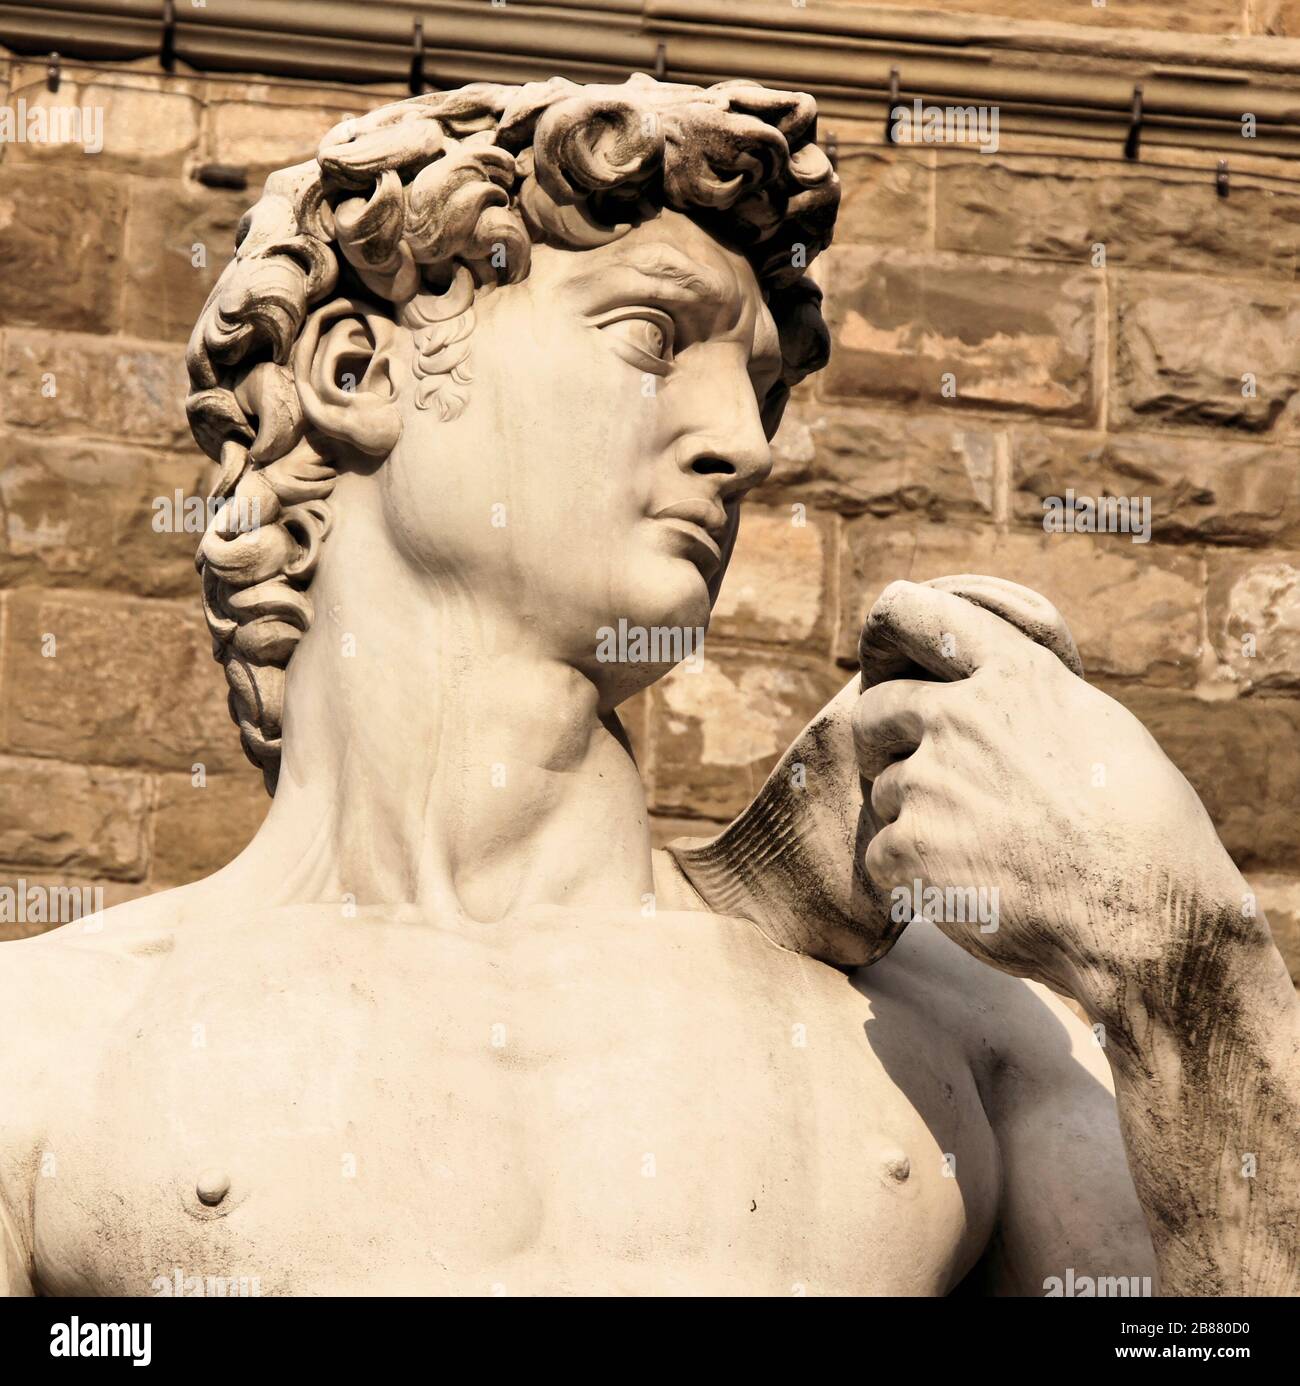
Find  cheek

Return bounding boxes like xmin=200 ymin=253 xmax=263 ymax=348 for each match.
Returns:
xmin=386 ymin=292 xmax=676 ymax=588
xmin=492 ymin=352 xmax=659 ymax=521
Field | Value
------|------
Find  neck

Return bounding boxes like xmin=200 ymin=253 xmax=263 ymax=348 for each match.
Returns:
xmin=214 ymin=476 xmax=654 ymax=921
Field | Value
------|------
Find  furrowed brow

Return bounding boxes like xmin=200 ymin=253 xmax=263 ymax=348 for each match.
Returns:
xmin=566 ymin=246 xmax=731 ymax=308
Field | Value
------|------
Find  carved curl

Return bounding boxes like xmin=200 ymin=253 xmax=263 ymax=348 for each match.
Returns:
xmin=186 ymin=73 xmax=840 ymax=793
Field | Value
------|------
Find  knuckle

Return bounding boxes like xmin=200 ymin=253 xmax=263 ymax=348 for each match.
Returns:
xmin=866 ymin=579 xmax=917 ymax=632
xmin=864 ymin=830 xmax=892 ymax=879
xmin=868 ymin=763 xmax=905 ymax=814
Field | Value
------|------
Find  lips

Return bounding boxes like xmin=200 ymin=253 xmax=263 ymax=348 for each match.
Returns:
xmin=651 ymin=500 xmax=729 ymax=576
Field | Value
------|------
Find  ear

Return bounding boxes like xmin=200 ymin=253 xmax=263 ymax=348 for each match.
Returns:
xmin=292 ymin=297 xmax=402 ymax=460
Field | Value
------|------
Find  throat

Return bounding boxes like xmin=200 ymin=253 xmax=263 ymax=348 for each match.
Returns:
xmin=208 ymin=545 xmax=655 ymax=920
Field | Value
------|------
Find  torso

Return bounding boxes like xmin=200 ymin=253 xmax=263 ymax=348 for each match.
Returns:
xmin=12 ymin=903 xmax=1000 ymax=1296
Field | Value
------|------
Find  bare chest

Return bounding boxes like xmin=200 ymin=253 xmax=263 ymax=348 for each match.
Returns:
xmin=35 ymin=912 xmax=998 ymax=1296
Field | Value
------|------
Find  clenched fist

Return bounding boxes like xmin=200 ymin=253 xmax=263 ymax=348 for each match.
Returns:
xmin=853 ymin=578 xmax=1257 ymax=1022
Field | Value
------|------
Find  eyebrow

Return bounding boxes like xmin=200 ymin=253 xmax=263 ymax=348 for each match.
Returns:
xmin=566 ymin=245 xmax=731 ymax=308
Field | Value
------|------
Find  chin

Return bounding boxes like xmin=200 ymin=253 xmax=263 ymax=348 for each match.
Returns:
xmin=583 ymin=567 xmax=711 ymax=691
xmin=629 ymin=563 xmax=714 ymax=640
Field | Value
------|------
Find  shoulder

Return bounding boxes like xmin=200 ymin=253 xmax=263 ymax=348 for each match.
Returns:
xmin=0 ymin=889 xmax=187 ymax=1288
xmin=0 ymin=881 xmax=230 ymax=1097
xmin=0 ymin=889 xmax=183 ymax=1028
xmin=0 ymin=888 xmax=181 ymax=1064
xmin=857 ymin=914 xmax=1112 ymax=1095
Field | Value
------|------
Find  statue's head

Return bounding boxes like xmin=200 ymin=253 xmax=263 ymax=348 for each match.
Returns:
xmin=187 ymin=74 xmax=840 ymax=791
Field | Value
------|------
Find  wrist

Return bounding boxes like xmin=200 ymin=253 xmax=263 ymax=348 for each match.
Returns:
xmin=1079 ymin=907 xmax=1294 ymax=1072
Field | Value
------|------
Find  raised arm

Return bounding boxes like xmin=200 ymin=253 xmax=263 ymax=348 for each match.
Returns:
xmin=850 ymin=580 xmax=1300 ymax=1296
xmin=664 ymin=575 xmax=1084 ymax=968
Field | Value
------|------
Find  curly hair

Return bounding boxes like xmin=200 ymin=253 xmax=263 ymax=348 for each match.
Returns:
xmin=186 ymin=73 xmax=841 ymax=793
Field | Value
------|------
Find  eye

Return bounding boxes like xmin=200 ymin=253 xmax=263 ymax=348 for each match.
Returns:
xmin=590 ymin=308 xmax=675 ymax=375
xmin=617 ymin=318 xmax=669 ymax=358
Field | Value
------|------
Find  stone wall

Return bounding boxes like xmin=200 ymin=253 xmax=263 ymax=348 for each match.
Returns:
xmin=1 ymin=40 xmax=1297 ymax=979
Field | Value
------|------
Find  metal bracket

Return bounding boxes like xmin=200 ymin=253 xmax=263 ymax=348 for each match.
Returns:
xmin=654 ymin=42 xmax=667 ymax=80
xmin=1124 ymin=83 xmax=1143 ymax=160
xmin=196 ymin=163 xmax=249 ymax=191
xmin=45 ymin=51 xmax=60 ymax=93
xmin=885 ymin=66 xmax=900 ymax=145
xmin=1216 ymin=158 xmax=1230 ymax=198
xmin=409 ymin=18 xmax=424 ymax=95
xmin=160 ymin=0 xmax=176 ymax=73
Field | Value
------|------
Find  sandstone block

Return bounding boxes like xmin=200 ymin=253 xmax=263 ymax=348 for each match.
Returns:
xmin=712 ymin=506 xmax=830 ymax=648
xmin=648 ymin=649 xmax=843 ymax=823
xmin=0 ymin=874 xmax=147 ymax=943
xmin=123 ymin=175 xmax=251 ymax=343
xmin=3 ymin=67 xmax=200 ymax=174
xmin=1 ymin=330 xmax=192 ymax=449
xmin=1099 ymin=682 xmax=1300 ymax=873
xmin=764 ymin=395 xmax=1004 ymax=520
xmin=150 ymin=769 xmax=272 ymax=887
xmin=821 ymin=247 xmax=1100 ymax=421
xmin=1008 ymin=426 xmax=1300 ymax=548
xmin=0 ymin=431 xmax=207 ymax=598
xmin=936 ymin=153 xmax=1293 ymax=277
xmin=1247 ymin=872 xmax=1300 ymax=987
xmin=1206 ymin=553 xmax=1300 ymax=693
xmin=1 ymin=590 xmax=243 ymax=774
xmin=208 ymin=94 xmax=363 ymax=180
xmin=0 ymin=167 xmax=126 ymax=334
xmin=833 ymin=144 xmax=932 ymax=247
xmin=0 ymin=753 xmax=148 ymax=879
xmin=1112 ymin=272 xmax=1300 ymax=434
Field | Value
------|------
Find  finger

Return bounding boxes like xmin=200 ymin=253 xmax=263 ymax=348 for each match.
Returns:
xmin=869 ymin=757 xmax=913 ymax=824
xmin=858 ymin=579 xmax=1047 ymax=688
xmin=852 ymin=678 xmax=934 ymax=781
xmin=922 ymin=574 xmax=1083 ymax=678
xmin=863 ymin=817 xmax=913 ymax=894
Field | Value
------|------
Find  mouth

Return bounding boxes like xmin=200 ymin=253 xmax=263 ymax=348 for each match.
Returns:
xmin=651 ymin=500 xmax=728 ymax=577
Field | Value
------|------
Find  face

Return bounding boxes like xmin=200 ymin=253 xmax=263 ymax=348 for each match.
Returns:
xmin=378 ymin=209 xmax=782 ymax=705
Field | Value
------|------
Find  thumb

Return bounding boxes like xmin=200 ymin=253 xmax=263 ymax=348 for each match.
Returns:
xmin=859 ymin=576 xmax=1083 ymax=690
xmin=858 ymin=579 xmax=1062 ymax=688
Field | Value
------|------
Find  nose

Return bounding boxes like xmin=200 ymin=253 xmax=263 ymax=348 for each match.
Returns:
xmin=680 ymin=404 xmax=772 ymax=499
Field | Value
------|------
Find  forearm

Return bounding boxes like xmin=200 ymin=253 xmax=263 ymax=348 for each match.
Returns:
xmin=1078 ymin=913 xmax=1300 ymax=1296
xmin=0 ymin=1181 xmax=34 ymax=1297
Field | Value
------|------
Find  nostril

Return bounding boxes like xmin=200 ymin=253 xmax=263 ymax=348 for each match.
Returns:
xmin=692 ymin=457 xmax=735 ymax=476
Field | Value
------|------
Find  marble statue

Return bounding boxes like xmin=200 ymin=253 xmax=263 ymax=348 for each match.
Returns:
xmin=1 ymin=75 xmax=1295 ymax=1298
